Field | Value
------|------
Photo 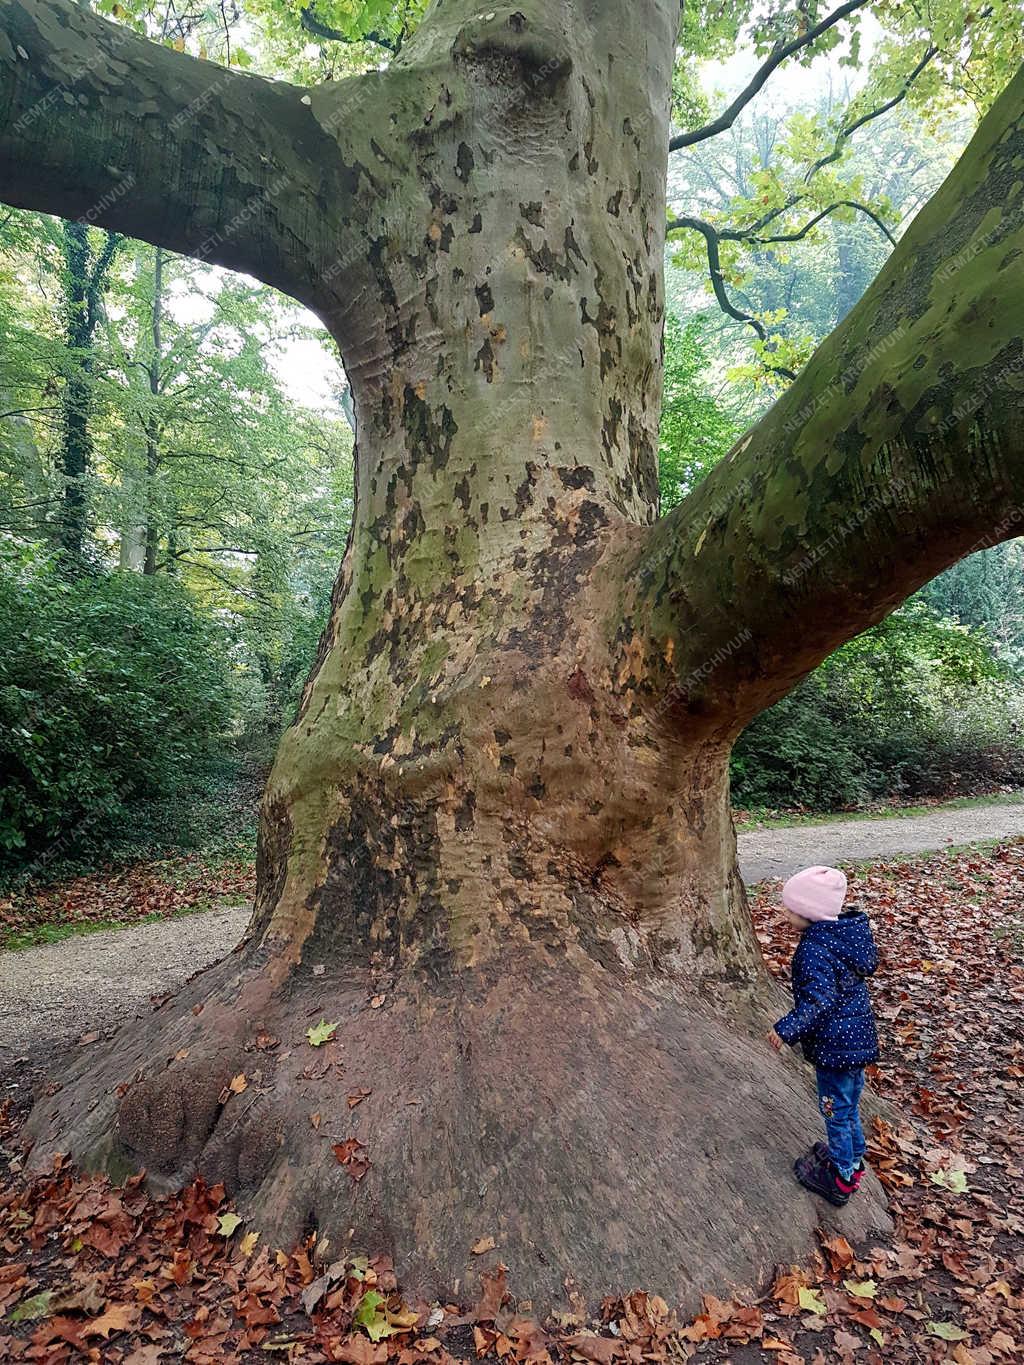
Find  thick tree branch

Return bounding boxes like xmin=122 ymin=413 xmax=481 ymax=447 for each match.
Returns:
xmin=0 ymin=0 xmax=364 ymax=308
xmin=299 ymin=6 xmax=398 ymax=52
xmin=669 ymin=0 xmax=868 ymax=152
xmin=635 ymin=65 xmax=1024 ymax=731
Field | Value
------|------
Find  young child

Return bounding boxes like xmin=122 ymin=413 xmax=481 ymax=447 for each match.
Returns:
xmin=765 ymin=864 xmax=879 ymax=1207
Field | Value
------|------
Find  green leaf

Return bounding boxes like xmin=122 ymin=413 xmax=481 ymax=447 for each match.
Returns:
xmin=843 ymin=1278 xmax=877 ymax=1298
xmin=306 ymin=1018 xmax=339 ymax=1047
xmin=354 ymin=1289 xmax=396 ymax=1341
xmin=927 ymin=1321 xmax=968 ymax=1341
xmin=869 ymin=1328 xmax=884 ymax=1347
xmin=929 ymin=1168 xmax=969 ymax=1194
xmin=8 ymin=1291 xmax=55 ymax=1323
xmin=797 ymin=1286 xmax=827 ymax=1315
xmin=217 ymin=1212 xmax=243 ymax=1236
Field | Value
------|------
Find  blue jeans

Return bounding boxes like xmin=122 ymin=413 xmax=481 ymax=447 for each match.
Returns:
xmin=815 ymin=1065 xmax=866 ymax=1181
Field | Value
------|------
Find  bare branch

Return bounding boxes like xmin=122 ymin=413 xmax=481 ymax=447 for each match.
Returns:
xmin=669 ymin=0 xmax=869 ymax=152
xmin=666 ymin=215 xmax=797 ymax=378
xmin=748 ymin=198 xmax=896 ymax=247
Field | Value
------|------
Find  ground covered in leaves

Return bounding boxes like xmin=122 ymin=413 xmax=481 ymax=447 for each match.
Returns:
xmin=0 ymin=855 xmax=256 ymax=951
xmin=1 ymin=843 xmax=1023 ymax=1363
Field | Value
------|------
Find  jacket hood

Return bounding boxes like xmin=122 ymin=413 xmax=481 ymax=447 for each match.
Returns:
xmin=807 ymin=909 xmax=878 ymax=976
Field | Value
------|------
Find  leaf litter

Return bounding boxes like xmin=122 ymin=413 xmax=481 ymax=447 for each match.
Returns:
xmin=1 ymin=841 xmax=1023 ymax=1361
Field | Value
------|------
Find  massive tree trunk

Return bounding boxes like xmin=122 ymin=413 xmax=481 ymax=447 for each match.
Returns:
xmin=3 ymin=0 xmax=1024 ymax=1313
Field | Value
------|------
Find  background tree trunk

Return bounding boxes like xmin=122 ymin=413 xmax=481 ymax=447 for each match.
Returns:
xmin=56 ymin=223 xmax=120 ymax=570
xmin=142 ymin=247 xmax=164 ymax=576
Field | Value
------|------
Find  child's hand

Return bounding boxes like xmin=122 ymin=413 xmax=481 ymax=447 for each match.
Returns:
xmin=765 ymin=1027 xmax=784 ymax=1051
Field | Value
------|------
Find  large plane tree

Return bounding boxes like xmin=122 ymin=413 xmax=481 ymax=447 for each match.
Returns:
xmin=2 ymin=0 xmax=1023 ymax=1314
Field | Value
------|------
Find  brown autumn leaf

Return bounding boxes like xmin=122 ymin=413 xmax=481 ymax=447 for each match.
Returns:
xmin=472 ymin=1263 xmax=508 ymax=1322
xmin=80 ymin=1302 xmax=138 ymax=1338
xmin=333 ymin=1334 xmax=390 ymax=1365
xmin=821 ymin=1233 xmax=855 ymax=1272
xmin=563 ymin=1333 xmax=619 ymax=1363
xmin=333 ymin=1138 xmax=371 ymax=1181
xmin=123 ymin=1347 xmax=166 ymax=1365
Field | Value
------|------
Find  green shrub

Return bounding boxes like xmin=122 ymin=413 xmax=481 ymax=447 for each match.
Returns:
xmin=0 ymin=538 xmax=233 ymax=871
xmin=731 ymin=603 xmax=1024 ymax=811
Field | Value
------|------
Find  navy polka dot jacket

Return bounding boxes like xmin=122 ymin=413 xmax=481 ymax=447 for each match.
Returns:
xmin=774 ymin=908 xmax=880 ymax=1069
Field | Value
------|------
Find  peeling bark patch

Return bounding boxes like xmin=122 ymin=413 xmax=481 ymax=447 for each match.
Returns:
xmin=557 ymin=465 xmax=595 ymax=491
xmin=566 ymin=668 xmax=596 ymax=705
xmin=454 ymin=789 xmax=476 ymax=832
xmin=455 ymin=141 xmax=475 ymax=183
xmin=475 ymin=336 xmax=497 ymax=382
xmin=306 ymin=777 xmax=448 ymax=972
xmin=512 ymin=222 xmax=586 ymax=283
xmin=475 ymin=282 xmax=495 ymax=315
xmin=401 ymin=386 xmax=458 ymax=474
xmin=514 ymin=461 xmax=539 ymax=513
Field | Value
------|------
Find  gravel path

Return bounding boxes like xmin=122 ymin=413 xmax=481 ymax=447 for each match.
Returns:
xmin=3 ymin=800 xmax=1024 ymax=1071
xmin=738 ymin=799 xmax=1024 ymax=882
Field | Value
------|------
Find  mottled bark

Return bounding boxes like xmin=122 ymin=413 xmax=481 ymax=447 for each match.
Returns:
xmin=4 ymin=0 xmax=1023 ymax=1315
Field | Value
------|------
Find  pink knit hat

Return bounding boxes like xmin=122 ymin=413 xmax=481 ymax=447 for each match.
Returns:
xmin=782 ymin=865 xmax=847 ymax=922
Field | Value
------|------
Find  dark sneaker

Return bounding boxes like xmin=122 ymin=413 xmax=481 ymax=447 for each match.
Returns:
xmin=794 ymin=1153 xmax=856 ymax=1207
xmin=812 ymin=1142 xmax=866 ymax=1188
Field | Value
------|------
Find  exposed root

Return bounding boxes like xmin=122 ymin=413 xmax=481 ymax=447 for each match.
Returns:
xmin=24 ymin=948 xmax=892 ymax=1315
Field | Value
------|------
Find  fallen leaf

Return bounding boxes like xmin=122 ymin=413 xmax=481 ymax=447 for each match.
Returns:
xmin=564 ymin=1333 xmax=619 ymax=1363
xmin=8 ymin=1290 xmax=55 ymax=1322
xmin=928 ymin=1321 xmax=969 ymax=1341
xmin=930 ymin=1168 xmax=969 ymax=1194
xmin=307 ymin=1019 xmax=339 ymax=1046
xmin=81 ymin=1303 xmax=136 ymax=1338
xmin=843 ymin=1278 xmax=877 ymax=1299
xmin=216 ymin=1212 xmax=242 ymax=1236
xmin=472 ymin=1236 xmax=496 ymax=1255
xmin=821 ymin=1233 xmax=855 ymax=1271
xmin=354 ymin=1289 xmax=396 ymax=1341
xmin=333 ymin=1138 xmax=371 ymax=1181
xmin=798 ymin=1287 xmax=828 ymax=1315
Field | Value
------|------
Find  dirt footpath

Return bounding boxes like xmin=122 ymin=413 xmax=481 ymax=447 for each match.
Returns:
xmin=3 ymin=800 xmax=1024 ymax=1073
